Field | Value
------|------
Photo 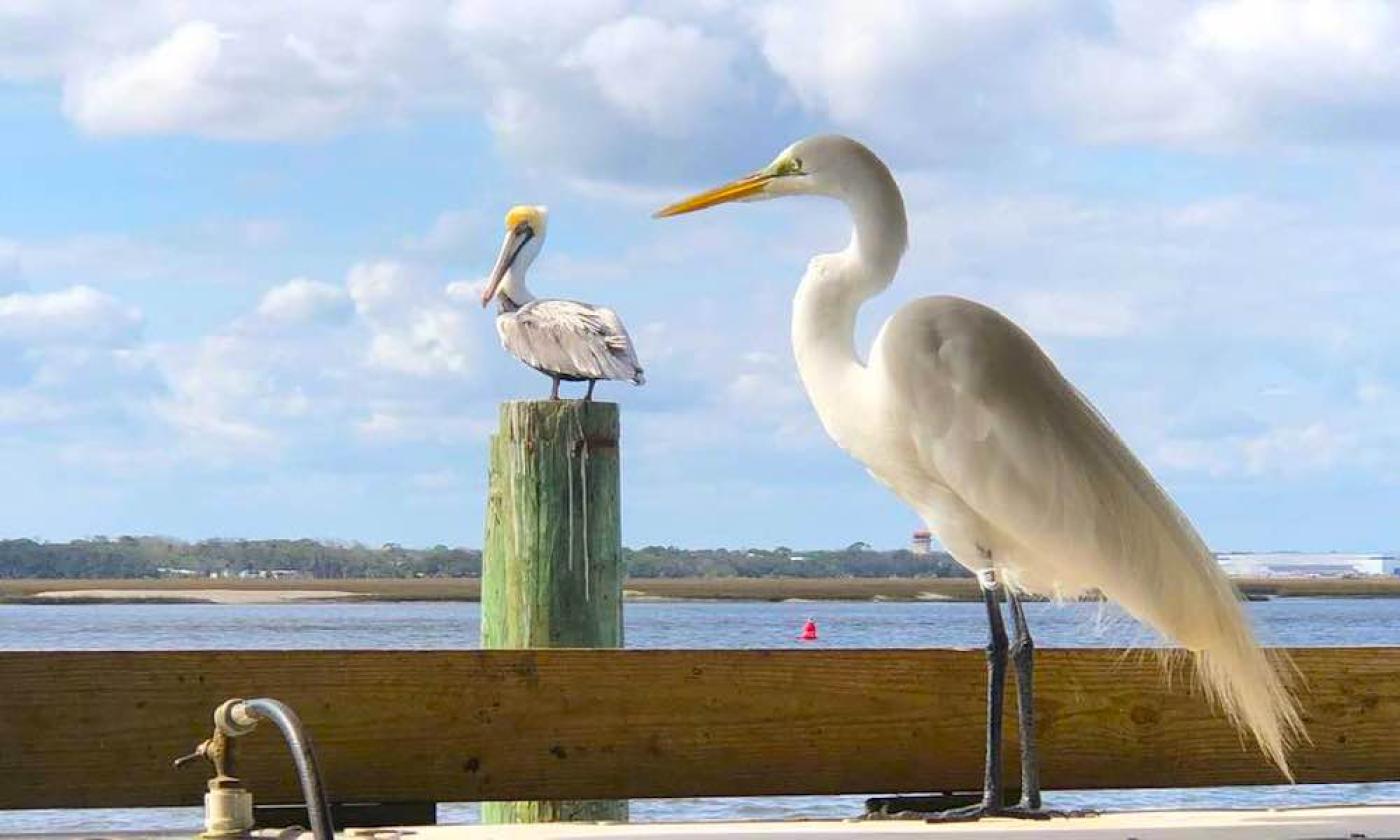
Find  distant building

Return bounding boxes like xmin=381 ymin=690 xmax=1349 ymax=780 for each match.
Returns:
xmin=1217 ymin=552 xmax=1400 ymax=578
xmin=911 ymin=530 xmax=932 ymax=556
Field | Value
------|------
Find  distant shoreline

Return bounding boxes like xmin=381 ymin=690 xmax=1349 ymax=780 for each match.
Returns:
xmin=3 ymin=576 xmax=1400 ymax=605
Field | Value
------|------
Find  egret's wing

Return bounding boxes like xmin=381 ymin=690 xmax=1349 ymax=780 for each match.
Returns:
xmin=502 ymin=299 xmax=643 ymax=382
xmin=882 ymin=295 xmax=1205 ymax=601
xmin=880 ymin=295 xmax=1300 ymax=774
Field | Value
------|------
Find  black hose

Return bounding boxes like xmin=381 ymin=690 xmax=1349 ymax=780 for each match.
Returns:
xmin=240 ymin=698 xmax=334 ymax=840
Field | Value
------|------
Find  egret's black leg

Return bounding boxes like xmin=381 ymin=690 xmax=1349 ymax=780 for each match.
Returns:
xmin=928 ymin=571 xmax=1008 ymax=821
xmin=925 ymin=573 xmax=1077 ymax=823
xmin=978 ymin=579 xmax=1009 ymax=810
xmin=584 ymin=380 xmax=596 ymax=402
xmin=550 ymin=377 xmax=561 ymax=400
xmin=1007 ymin=589 xmax=1042 ymax=811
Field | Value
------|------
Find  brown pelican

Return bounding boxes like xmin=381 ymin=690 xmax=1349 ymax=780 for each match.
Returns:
xmin=480 ymin=205 xmax=644 ymax=400
xmin=656 ymin=135 xmax=1301 ymax=819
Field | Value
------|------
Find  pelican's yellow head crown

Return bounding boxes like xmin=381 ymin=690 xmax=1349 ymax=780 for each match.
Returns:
xmin=504 ymin=205 xmax=547 ymax=231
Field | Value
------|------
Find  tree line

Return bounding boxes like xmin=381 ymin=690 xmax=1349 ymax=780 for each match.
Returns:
xmin=0 ymin=537 xmax=967 ymax=580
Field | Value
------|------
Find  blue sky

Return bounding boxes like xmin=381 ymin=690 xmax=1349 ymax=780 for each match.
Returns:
xmin=0 ymin=1 xmax=1396 ymax=551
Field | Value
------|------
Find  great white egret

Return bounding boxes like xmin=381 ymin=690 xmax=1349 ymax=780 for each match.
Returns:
xmin=655 ymin=135 xmax=1302 ymax=819
xmin=481 ymin=205 xmax=645 ymax=400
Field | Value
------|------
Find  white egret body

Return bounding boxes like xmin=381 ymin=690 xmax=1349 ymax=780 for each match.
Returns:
xmin=482 ymin=206 xmax=644 ymax=400
xmin=657 ymin=135 xmax=1302 ymax=817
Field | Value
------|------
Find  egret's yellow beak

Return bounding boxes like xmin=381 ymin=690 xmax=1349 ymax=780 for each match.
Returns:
xmin=653 ymin=172 xmax=774 ymax=218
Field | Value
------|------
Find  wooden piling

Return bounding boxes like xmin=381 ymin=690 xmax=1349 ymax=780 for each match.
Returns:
xmin=480 ymin=400 xmax=626 ymax=823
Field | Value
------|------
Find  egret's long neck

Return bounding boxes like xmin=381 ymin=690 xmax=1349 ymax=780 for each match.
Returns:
xmin=792 ymin=169 xmax=907 ymax=449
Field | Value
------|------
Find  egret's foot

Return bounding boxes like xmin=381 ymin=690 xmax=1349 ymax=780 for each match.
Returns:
xmin=1002 ymin=803 xmax=1092 ymax=819
xmin=922 ymin=803 xmax=1007 ymax=822
xmin=924 ymin=803 xmax=1084 ymax=822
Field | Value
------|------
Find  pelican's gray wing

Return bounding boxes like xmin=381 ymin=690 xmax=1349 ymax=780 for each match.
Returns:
xmin=498 ymin=299 xmax=645 ymax=383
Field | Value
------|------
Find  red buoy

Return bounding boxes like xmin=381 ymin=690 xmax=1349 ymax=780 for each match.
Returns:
xmin=800 ymin=619 xmax=819 ymax=641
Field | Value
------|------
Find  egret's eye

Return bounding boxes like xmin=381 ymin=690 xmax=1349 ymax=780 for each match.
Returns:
xmin=775 ymin=156 xmax=803 ymax=176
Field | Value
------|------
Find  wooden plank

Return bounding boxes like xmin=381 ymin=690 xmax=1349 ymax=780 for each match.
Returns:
xmin=1 ymin=648 xmax=1397 ymax=810
xmin=482 ymin=400 xmax=625 ymax=822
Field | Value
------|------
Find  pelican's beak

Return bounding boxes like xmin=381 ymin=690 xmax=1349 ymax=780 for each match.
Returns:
xmin=653 ymin=172 xmax=775 ymax=218
xmin=481 ymin=223 xmax=533 ymax=308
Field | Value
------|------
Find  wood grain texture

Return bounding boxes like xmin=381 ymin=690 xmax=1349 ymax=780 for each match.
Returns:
xmin=1 ymin=648 xmax=1395 ymax=810
xmin=483 ymin=400 xmax=622 ymax=649
xmin=481 ymin=400 xmax=625 ymax=822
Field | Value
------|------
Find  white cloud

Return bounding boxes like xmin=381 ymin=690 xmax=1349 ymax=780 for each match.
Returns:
xmin=0 ymin=286 xmax=142 ymax=346
xmin=0 ymin=391 xmax=76 ymax=427
xmin=53 ymin=7 xmax=465 ymax=141
xmin=445 ymin=278 xmax=486 ymax=304
xmin=723 ymin=349 xmax=824 ymax=448
xmin=7 ymin=233 xmax=193 ymax=287
xmin=237 ymin=219 xmax=288 ymax=247
xmin=12 ymin=1 xmax=1400 ymax=166
xmin=365 ymin=308 xmax=473 ymax=377
xmin=1011 ymin=290 xmax=1138 ymax=338
xmin=752 ymin=1 xmax=1067 ymax=156
xmin=63 ymin=21 xmax=227 ymax=137
xmin=346 ymin=260 xmax=474 ymax=377
xmin=0 ymin=283 xmax=160 ymax=447
xmin=4 ymin=1 xmax=1400 ymax=547
xmin=402 ymin=210 xmax=483 ymax=255
xmin=1243 ymin=421 xmax=1354 ymax=475
xmin=141 ymin=255 xmax=489 ymax=466
xmin=1054 ymin=1 xmax=1400 ymax=147
xmin=354 ymin=405 xmax=492 ymax=445
xmin=7 ymin=2 xmax=787 ymax=179
xmin=256 ymin=278 xmax=351 ymax=327
xmin=567 ymin=16 xmax=742 ymax=134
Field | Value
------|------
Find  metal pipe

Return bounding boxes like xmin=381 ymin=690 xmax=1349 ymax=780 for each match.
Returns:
xmin=217 ymin=698 xmax=334 ymax=840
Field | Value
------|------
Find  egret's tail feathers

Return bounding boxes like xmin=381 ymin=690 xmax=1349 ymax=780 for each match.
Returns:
xmin=1109 ymin=554 xmax=1305 ymax=779
xmin=1186 ymin=626 xmax=1305 ymax=780
xmin=1046 ymin=378 xmax=1308 ymax=778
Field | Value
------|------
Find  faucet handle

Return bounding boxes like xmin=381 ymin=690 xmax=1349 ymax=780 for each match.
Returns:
xmin=173 ymin=740 xmax=211 ymax=770
xmin=173 ymin=730 xmax=236 ymax=779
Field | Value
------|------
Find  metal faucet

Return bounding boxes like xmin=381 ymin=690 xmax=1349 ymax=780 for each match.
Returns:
xmin=176 ymin=698 xmax=334 ymax=840
xmin=175 ymin=724 xmax=255 ymax=839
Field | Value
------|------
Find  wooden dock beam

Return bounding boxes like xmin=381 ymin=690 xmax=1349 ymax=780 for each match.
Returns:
xmin=481 ymin=400 xmax=626 ymax=823
xmin=5 ymin=648 xmax=1400 ymax=809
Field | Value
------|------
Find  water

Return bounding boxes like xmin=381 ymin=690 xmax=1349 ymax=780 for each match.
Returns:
xmin=2 ymin=597 xmax=1398 ymax=833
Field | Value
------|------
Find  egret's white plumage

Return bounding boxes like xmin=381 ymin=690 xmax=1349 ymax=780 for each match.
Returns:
xmin=658 ymin=135 xmax=1302 ymax=803
xmin=481 ymin=206 xmax=644 ymax=400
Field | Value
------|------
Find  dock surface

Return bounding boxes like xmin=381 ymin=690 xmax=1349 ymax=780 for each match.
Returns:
xmin=10 ymin=805 xmax=1400 ymax=839
xmin=370 ymin=806 xmax=1400 ymax=839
